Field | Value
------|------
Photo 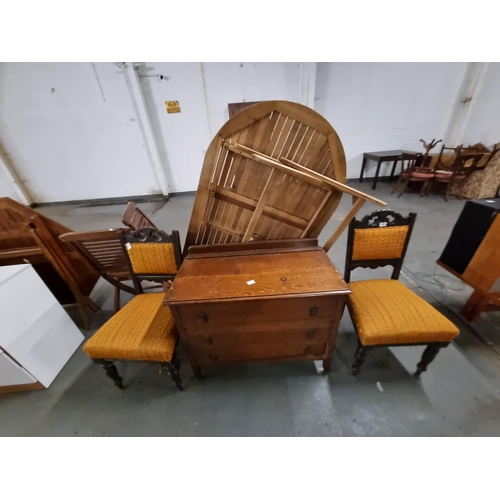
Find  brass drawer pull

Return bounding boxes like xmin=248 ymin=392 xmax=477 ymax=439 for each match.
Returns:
xmin=204 ymin=335 xmax=213 ymax=345
xmin=199 ymin=313 xmax=208 ymax=323
xmin=309 ymin=306 xmax=318 ymax=316
xmin=306 ymin=329 xmax=315 ymax=339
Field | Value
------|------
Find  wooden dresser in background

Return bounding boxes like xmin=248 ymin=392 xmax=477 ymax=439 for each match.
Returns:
xmin=164 ymin=239 xmax=350 ymax=378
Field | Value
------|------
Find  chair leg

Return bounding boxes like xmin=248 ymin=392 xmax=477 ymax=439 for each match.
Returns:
xmin=415 ymin=344 xmax=442 ymax=377
xmin=164 ymin=361 xmax=183 ymax=391
xmin=397 ymin=177 xmax=411 ymax=198
xmin=114 ymin=287 xmax=121 ymax=313
xmin=352 ymin=342 xmax=370 ymax=375
xmin=101 ymin=360 xmax=125 ymax=389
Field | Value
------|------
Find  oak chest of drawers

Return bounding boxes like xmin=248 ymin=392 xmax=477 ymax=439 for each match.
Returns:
xmin=164 ymin=239 xmax=350 ymax=378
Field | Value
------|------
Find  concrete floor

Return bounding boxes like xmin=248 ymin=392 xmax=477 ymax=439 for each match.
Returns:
xmin=2 ymin=180 xmax=500 ymax=436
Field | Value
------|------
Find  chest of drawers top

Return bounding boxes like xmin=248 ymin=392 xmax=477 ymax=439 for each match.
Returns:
xmin=164 ymin=239 xmax=350 ymax=306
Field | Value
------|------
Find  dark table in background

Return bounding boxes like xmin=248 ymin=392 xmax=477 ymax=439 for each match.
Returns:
xmin=359 ymin=150 xmax=418 ymax=190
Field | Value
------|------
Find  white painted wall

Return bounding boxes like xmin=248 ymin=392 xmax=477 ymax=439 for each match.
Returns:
xmin=461 ymin=62 xmax=500 ymax=147
xmin=141 ymin=62 xmax=302 ymax=192
xmin=315 ymin=62 xmax=468 ymax=178
xmin=1 ymin=62 xmax=498 ymax=202
xmin=0 ymin=63 xmax=160 ymax=203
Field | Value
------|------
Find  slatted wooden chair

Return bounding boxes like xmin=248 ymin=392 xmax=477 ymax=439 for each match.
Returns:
xmin=0 ymin=198 xmax=100 ymax=329
xmin=83 ymin=227 xmax=183 ymax=390
xmin=121 ymin=201 xmax=157 ymax=230
xmin=344 ymin=210 xmax=459 ymax=376
xmin=59 ymin=229 xmax=137 ymax=312
xmin=185 ymin=101 xmax=386 ymax=256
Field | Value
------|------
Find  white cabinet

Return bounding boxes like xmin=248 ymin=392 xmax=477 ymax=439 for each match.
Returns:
xmin=0 ymin=265 xmax=84 ymax=393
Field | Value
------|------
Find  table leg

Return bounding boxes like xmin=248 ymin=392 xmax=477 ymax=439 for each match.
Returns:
xmin=372 ymin=158 xmax=383 ymax=190
xmin=359 ymin=156 xmax=367 ymax=183
xmin=389 ymin=159 xmax=398 ymax=183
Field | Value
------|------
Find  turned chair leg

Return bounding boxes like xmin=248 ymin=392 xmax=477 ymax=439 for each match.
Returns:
xmin=101 ymin=360 xmax=125 ymax=389
xmin=415 ymin=344 xmax=443 ymax=377
xmin=164 ymin=360 xmax=183 ymax=391
xmin=352 ymin=342 xmax=370 ymax=375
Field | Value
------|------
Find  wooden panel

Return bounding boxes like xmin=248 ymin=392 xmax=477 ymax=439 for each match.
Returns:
xmin=194 ymin=341 xmax=327 ymax=366
xmin=177 ymin=296 xmax=339 ymax=328
xmin=463 ymin=214 xmax=500 ymax=293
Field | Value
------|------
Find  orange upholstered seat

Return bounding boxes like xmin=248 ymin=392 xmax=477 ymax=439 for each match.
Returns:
xmin=348 ymin=280 xmax=459 ymax=346
xmin=84 ymin=293 xmax=176 ymax=362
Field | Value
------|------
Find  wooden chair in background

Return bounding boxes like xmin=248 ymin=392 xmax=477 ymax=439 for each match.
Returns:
xmin=121 ymin=201 xmax=157 ymax=231
xmin=83 ymin=227 xmax=183 ymax=390
xmin=392 ymin=153 xmax=434 ymax=197
xmin=344 ymin=210 xmax=459 ymax=376
xmin=59 ymin=229 xmax=137 ymax=313
xmin=430 ymin=152 xmax=485 ymax=201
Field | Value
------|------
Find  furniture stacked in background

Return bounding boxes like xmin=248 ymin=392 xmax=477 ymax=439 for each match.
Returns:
xmin=0 ymin=197 xmax=100 ymax=329
xmin=83 ymin=228 xmax=183 ymax=390
xmin=165 ymin=239 xmax=350 ymax=378
xmin=344 ymin=210 xmax=459 ymax=375
xmin=450 ymin=147 xmax=500 ymax=199
xmin=0 ymin=264 xmax=84 ymax=393
xmin=392 ymin=152 xmax=434 ymax=197
xmin=438 ymin=199 xmax=500 ymax=322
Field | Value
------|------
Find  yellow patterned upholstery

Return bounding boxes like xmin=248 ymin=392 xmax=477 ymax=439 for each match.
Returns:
xmin=127 ymin=243 xmax=178 ymax=275
xmin=83 ymin=293 xmax=176 ymax=362
xmin=347 ymin=280 xmax=459 ymax=346
xmin=352 ymin=226 xmax=409 ymax=260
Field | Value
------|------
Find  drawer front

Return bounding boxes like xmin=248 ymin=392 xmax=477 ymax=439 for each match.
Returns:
xmin=193 ymin=341 xmax=327 ymax=366
xmin=177 ymin=295 xmax=338 ymax=330
xmin=187 ymin=320 xmax=333 ymax=347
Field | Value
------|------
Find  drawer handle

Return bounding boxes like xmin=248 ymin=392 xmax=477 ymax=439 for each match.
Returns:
xmin=306 ymin=329 xmax=315 ymax=339
xmin=204 ymin=335 xmax=213 ymax=345
xmin=199 ymin=313 xmax=208 ymax=323
xmin=309 ymin=306 xmax=318 ymax=317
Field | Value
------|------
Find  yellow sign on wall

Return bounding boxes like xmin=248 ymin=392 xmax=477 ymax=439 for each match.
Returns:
xmin=165 ymin=101 xmax=181 ymax=113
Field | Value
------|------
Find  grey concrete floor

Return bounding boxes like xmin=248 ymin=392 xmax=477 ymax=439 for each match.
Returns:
xmin=2 ymin=181 xmax=500 ymax=436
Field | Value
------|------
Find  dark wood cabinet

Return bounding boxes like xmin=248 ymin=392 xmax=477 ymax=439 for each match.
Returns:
xmin=164 ymin=239 xmax=350 ymax=377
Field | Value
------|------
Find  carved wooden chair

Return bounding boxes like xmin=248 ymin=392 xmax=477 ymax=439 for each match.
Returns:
xmin=121 ymin=201 xmax=157 ymax=230
xmin=59 ymin=229 xmax=137 ymax=312
xmin=392 ymin=153 xmax=434 ymax=198
xmin=430 ymin=152 xmax=485 ymax=201
xmin=83 ymin=227 xmax=183 ymax=390
xmin=344 ymin=210 xmax=459 ymax=376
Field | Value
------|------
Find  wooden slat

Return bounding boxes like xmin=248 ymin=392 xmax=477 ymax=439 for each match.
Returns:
xmin=280 ymin=157 xmax=386 ymax=206
xmin=323 ymin=197 xmax=366 ymax=252
xmin=242 ymin=169 xmax=280 ymax=242
xmin=214 ymin=188 xmax=308 ymax=229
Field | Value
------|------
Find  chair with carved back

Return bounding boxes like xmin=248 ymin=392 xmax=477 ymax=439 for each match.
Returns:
xmin=344 ymin=210 xmax=459 ymax=376
xmin=83 ymin=227 xmax=183 ymax=390
xmin=121 ymin=201 xmax=157 ymax=231
xmin=392 ymin=153 xmax=434 ymax=197
xmin=59 ymin=229 xmax=137 ymax=312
